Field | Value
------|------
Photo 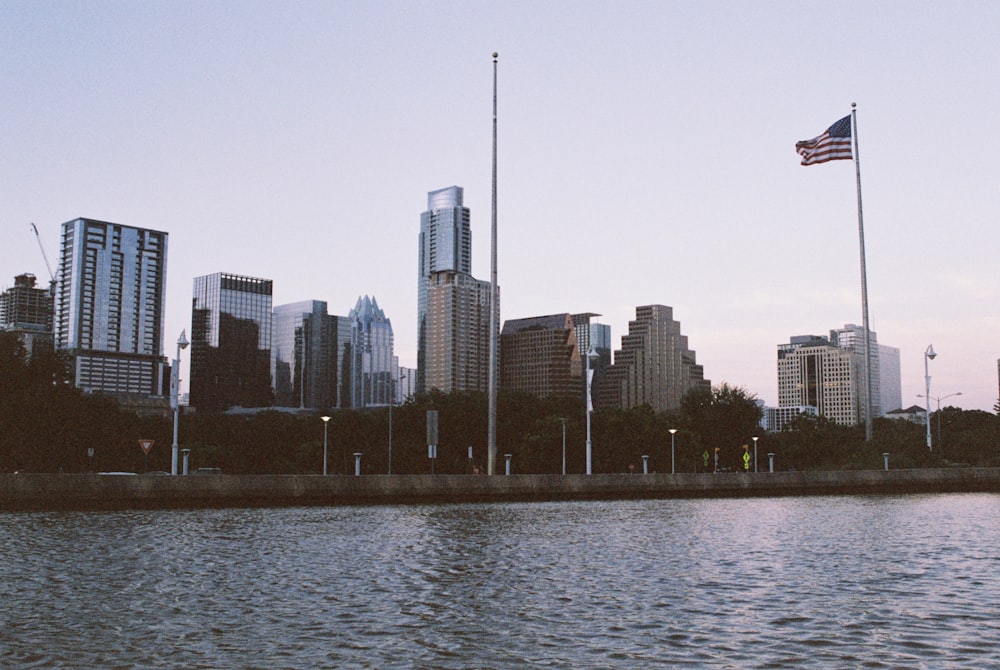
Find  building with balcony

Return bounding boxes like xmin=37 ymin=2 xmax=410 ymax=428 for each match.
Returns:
xmin=55 ymin=218 xmax=168 ymax=397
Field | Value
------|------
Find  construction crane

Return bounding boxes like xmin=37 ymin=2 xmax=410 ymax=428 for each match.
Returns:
xmin=30 ymin=222 xmax=57 ymax=295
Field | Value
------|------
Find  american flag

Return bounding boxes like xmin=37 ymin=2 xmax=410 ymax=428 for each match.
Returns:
xmin=795 ymin=115 xmax=853 ymax=165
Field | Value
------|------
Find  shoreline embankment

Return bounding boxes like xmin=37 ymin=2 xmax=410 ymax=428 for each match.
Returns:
xmin=2 ymin=468 xmax=999 ymax=512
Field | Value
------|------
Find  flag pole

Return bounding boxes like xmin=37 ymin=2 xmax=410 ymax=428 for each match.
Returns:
xmin=852 ymin=102 xmax=874 ymax=441
xmin=487 ymin=52 xmax=499 ymax=475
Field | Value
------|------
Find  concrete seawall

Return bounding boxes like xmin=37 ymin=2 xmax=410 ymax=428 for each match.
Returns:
xmin=2 ymin=468 xmax=1000 ymax=511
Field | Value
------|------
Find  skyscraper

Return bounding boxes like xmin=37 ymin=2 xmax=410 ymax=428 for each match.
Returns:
xmin=349 ymin=295 xmax=395 ymax=408
xmin=829 ymin=323 xmax=884 ymax=420
xmin=0 ymin=273 xmax=54 ymax=356
xmin=500 ymin=313 xmax=582 ymax=401
xmin=425 ymin=271 xmax=492 ymax=393
xmin=597 ymin=305 xmax=710 ymax=412
xmin=417 ymin=186 xmax=472 ymax=393
xmin=272 ymin=300 xmax=348 ymax=410
xmin=190 ymin=272 xmax=273 ymax=412
xmin=55 ymin=217 xmax=168 ymax=396
xmin=878 ymin=343 xmax=902 ymax=414
xmin=572 ymin=313 xmax=612 ymax=408
xmin=777 ymin=335 xmax=860 ymax=426
xmin=774 ymin=324 xmax=904 ymax=428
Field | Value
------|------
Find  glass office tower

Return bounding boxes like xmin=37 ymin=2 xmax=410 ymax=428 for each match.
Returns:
xmin=190 ymin=272 xmax=273 ymax=412
xmin=272 ymin=300 xmax=350 ymax=410
xmin=349 ymin=295 xmax=395 ymax=408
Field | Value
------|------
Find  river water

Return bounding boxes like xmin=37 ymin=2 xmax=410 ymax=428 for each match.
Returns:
xmin=2 ymin=493 xmax=999 ymax=668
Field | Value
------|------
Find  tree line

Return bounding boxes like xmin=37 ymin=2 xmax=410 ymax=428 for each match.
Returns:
xmin=2 ymin=331 xmax=998 ymax=474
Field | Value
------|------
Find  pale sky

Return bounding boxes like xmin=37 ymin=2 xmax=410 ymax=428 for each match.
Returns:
xmin=3 ymin=1 xmax=998 ymax=412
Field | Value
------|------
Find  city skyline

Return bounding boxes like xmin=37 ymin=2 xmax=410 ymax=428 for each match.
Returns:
xmin=3 ymin=3 xmax=997 ymax=412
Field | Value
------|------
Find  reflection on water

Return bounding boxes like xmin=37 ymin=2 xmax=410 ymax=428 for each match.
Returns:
xmin=2 ymin=494 xmax=999 ymax=668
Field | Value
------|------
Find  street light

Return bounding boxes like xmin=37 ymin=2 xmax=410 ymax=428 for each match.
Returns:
xmin=918 ymin=391 xmax=962 ymax=453
xmin=924 ymin=344 xmax=936 ymax=450
xmin=585 ymin=347 xmax=599 ymax=476
xmin=752 ymin=436 xmax=759 ymax=473
xmin=560 ymin=418 xmax=568 ymax=475
xmin=668 ymin=428 xmax=677 ymax=475
xmin=321 ymin=415 xmax=331 ymax=475
xmin=388 ymin=372 xmax=406 ymax=475
xmin=170 ymin=329 xmax=189 ymax=475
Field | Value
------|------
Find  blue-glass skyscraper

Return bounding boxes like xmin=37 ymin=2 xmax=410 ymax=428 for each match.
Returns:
xmin=349 ymin=295 xmax=395 ymax=408
xmin=272 ymin=300 xmax=350 ymax=410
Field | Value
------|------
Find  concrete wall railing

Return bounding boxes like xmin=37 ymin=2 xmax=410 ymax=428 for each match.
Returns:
xmin=1 ymin=468 xmax=999 ymax=512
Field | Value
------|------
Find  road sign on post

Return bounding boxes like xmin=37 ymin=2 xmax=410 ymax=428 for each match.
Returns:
xmin=426 ymin=410 xmax=438 ymax=474
xmin=139 ymin=439 xmax=154 ymax=473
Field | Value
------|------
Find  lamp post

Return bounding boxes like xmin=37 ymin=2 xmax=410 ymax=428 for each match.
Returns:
xmin=752 ymin=436 xmax=759 ymax=473
xmin=918 ymin=391 xmax=962 ymax=453
xmin=321 ymin=415 xmax=331 ymax=475
xmin=924 ymin=344 xmax=936 ymax=450
xmin=560 ymin=418 xmax=567 ymax=475
xmin=668 ymin=428 xmax=677 ymax=475
xmin=388 ymin=372 xmax=406 ymax=475
xmin=170 ymin=330 xmax=189 ymax=475
xmin=585 ymin=347 xmax=599 ymax=475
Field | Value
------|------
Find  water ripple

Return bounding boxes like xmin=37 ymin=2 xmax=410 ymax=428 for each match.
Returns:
xmin=2 ymin=495 xmax=1000 ymax=667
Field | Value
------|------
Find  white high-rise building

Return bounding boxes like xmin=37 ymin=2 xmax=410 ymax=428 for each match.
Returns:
xmin=777 ymin=335 xmax=861 ymax=426
xmin=55 ymin=217 xmax=168 ymax=397
xmin=828 ymin=323 xmax=881 ymax=420
xmin=776 ymin=326 xmax=903 ymax=428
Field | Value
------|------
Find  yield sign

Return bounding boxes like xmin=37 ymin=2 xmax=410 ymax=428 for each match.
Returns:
xmin=139 ymin=439 xmax=154 ymax=454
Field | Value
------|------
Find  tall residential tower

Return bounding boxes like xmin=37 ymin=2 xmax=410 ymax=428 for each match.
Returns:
xmin=417 ymin=186 xmax=493 ymax=394
xmin=55 ymin=218 xmax=168 ymax=397
xmin=417 ymin=186 xmax=472 ymax=393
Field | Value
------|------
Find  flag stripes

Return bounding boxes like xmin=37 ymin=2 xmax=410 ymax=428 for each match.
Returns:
xmin=796 ymin=115 xmax=853 ymax=165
